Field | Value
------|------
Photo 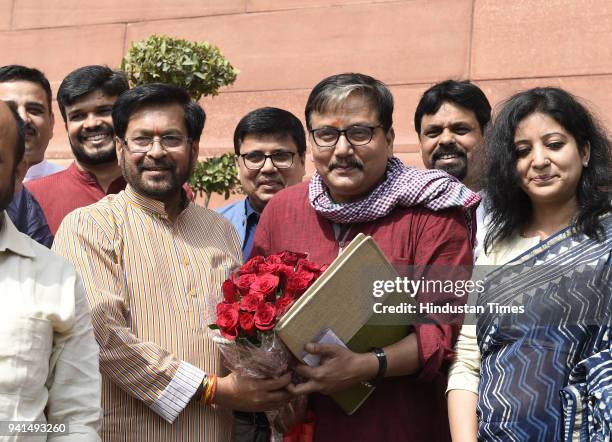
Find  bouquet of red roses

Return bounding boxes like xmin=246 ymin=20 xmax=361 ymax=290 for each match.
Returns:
xmin=210 ymin=251 xmax=326 ymax=437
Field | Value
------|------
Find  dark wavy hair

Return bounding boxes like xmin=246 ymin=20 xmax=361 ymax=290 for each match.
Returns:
xmin=484 ymin=87 xmax=611 ymax=253
xmin=414 ymin=79 xmax=491 ymax=134
xmin=57 ymin=65 xmax=129 ymax=123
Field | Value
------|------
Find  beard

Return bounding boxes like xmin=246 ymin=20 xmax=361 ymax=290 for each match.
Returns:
xmin=120 ymin=154 xmax=193 ymax=201
xmin=431 ymin=144 xmax=468 ymax=181
xmin=69 ymin=124 xmax=117 ymax=166
xmin=70 ymin=138 xmax=117 ymax=166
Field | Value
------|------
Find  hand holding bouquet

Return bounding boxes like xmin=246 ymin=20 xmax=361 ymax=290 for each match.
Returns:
xmin=210 ymin=252 xmax=326 ymax=435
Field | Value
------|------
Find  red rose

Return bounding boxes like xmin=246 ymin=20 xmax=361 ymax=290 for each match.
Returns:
xmin=279 ymin=251 xmax=308 ymax=266
xmin=257 ymin=255 xmax=285 ymax=274
xmin=234 ymin=273 xmax=256 ymax=295
xmin=286 ymin=271 xmax=315 ymax=296
xmin=239 ymin=256 xmax=265 ymax=274
xmin=275 ymin=294 xmax=294 ymax=316
xmin=266 ymin=255 xmax=283 ymax=265
xmin=240 ymin=293 xmax=263 ymax=312
xmin=258 ymin=262 xmax=282 ymax=275
xmin=254 ymin=302 xmax=277 ymax=331
xmin=249 ymin=273 xmax=280 ymax=298
xmin=216 ymin=302 xmax=240 ymax=340
xmin=239 ymin=312 xmax=256 ymax=335
xmin=297 ymin=259 xmax=325 ymax=275
xmin=222 ymin=279 xmax=238 ymax=303
xmin=277 ymin=264 xmax=296 ymax=279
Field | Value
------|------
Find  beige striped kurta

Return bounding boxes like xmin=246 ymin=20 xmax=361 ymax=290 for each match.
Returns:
xmin=53 ymin=185 xmax=242 ymax=441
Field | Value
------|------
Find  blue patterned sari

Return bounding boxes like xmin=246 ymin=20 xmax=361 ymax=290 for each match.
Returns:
xmin=476 ymin=214 xmax=611 ymax=441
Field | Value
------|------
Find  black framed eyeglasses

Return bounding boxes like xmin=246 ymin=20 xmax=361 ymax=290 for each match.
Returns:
xmin=310 ymin=124 xmax=383 ymax=149
xmin=123 ymin=135 xmax=191 ymax=153
xmin=240 ymin=151 xmax=296 ymax=170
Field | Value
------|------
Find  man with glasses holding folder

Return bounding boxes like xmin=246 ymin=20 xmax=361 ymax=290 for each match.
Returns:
xmin=251 ymin=73 xmax=478 ymax=441
xmin=218 ymin=107 xmax=306 ymax=259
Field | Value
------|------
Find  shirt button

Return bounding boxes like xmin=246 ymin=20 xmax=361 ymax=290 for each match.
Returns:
xmin=189 ymin=291 xmax=197 ymax=298
xmin=183 ymin=259 xmax=190 ymax=266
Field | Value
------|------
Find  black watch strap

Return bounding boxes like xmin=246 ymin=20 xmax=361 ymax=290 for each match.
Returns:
xmin=362 ymin=347 xmax=387 ymax=388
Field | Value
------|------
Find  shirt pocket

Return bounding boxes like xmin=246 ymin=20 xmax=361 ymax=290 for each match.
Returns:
xmin=0 ymin=317 xmax=53 ymax=396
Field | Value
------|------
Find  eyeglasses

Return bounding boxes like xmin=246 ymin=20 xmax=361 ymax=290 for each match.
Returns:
xmin=123 ymin=135 xmax=190 ymax=153
xmin=310 ymin=124 xmax=383 ymax=149
xmin=240 ymin=151 xmax=296 ymax=170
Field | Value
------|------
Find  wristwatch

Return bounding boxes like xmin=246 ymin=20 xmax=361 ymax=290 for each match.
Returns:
xmin=361 ymin=347 xmax=387 ymax=389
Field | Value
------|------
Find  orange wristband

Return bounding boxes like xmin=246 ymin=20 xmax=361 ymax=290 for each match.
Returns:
xmin=200 ymin=376 xmax=210 ymax=404
xmin=209 ymin=374 xmax=218 ymax=404
xmin=203 ymin=374 xmax=217 ymax=404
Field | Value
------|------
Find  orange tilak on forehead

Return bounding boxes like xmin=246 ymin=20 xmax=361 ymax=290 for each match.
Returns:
xmin=326 ymin=116 xmax=345 ymax=127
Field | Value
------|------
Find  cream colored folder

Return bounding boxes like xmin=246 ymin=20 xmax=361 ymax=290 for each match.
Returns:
xmin=276 ymin=233 xmax=413 ymax=414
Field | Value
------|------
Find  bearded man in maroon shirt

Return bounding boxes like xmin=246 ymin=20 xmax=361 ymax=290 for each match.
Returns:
xmin=251 ymin=73 xmax=480 ymax=441
xmin=26 ymin=66 xmax=129 ymax=234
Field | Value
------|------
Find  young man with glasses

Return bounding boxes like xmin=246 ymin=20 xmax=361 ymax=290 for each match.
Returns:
xmin=53 ymin=84 xmax=293 ymax=441
xmin=218 ymin=107 xmax=306 ymax=259
xmin=251 ymin=73 xmax=479 ymax=441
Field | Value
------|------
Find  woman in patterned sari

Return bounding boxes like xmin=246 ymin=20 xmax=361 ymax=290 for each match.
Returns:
xmin=447 ymin=87 xmax=611 ymax=441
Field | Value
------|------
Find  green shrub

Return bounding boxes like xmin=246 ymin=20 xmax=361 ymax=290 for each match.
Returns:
xmin=121 ymin=34 xmax=239 ymax=100
xmin=189 ymin=153 xmax=241 ymax=208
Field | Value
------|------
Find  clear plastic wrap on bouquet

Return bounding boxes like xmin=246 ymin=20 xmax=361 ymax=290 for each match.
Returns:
xmin=213 ymin=331 xmax=307 ymax=438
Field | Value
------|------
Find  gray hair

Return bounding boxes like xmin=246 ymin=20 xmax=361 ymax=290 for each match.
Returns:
xmin=305 ymin=73 xmax=394 ymax=132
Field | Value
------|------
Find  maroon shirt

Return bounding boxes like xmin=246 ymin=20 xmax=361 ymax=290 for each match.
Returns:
xmin=25 ymin=161 xmax=126 ymax=235
xmin=251 ymin=182 xmax=473 ymax=442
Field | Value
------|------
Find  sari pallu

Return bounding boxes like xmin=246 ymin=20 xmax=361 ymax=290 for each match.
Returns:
xmin=475 ymin=215 xmax=611 ymax=442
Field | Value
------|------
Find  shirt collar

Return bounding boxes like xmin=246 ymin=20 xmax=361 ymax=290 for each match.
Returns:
xmin=124 ymin=185 xmax=189 ymax=219
xmin=0 ymin=211 xmax=36 ymax=258
xmin=68 ymin=161 xmax=98 ymax=185
xmin=245 ymin=197 xmax=259 ymax=218
xmin=68 ymin=161 xmax=127 ymax=194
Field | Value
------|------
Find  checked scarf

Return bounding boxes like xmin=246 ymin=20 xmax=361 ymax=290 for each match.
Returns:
xmin=309 ymin=157 xmax=481 ymax=244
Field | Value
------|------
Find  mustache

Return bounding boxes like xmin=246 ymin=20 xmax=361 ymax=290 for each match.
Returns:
xmin=138 ymin=159 xmax=175 ymax=171
xmin=80 ymin=125 xmax=113 ymax=136
xmin=329 ymin=157 xmax=364 ymax=171
xmin=256 ymin=177 xmax=283 ymax=186
xmin=432 ymin=144 xmax=466 ymax=163
xmin=24 ymin=122 xmax=37 ymax=136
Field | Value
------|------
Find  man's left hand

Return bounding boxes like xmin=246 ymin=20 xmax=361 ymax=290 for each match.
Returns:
xmin=287 ymin=343 xmax=378 ymax=395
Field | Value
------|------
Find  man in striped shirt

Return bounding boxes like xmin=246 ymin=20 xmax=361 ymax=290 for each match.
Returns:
xmin=53 ymin=83 xmax=292 ymax=441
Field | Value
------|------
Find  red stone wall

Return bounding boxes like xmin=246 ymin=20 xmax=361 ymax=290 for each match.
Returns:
xmin=2 ymin=0 xmax=611 ymax=201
